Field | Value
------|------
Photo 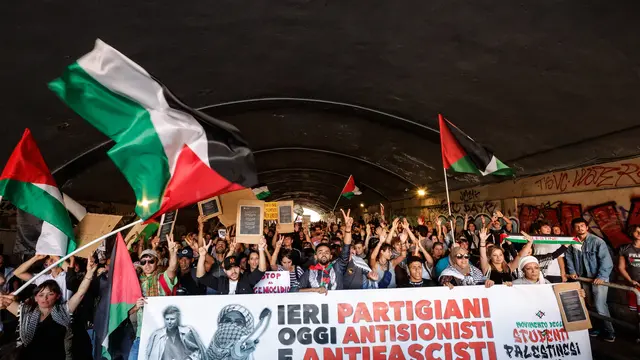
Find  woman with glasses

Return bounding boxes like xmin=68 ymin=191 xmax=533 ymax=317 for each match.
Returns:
xmin=439 ymin=246 xmax=486 ymax=288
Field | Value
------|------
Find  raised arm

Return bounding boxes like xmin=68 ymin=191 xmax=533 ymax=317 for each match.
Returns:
xmin=271 ymin=236 xmax=283 ymax=271
xmin=479 ymin=227 xmax=490 ymax=274
xmin=197 ymin=215 xmax=206 ymax=247
xmin=463 ymin=214 xmax=468 ymax=233
xmin=68 ymin=258 xmax=97 ymax=313
xmin=417 ymin=240 xmax=434 ymax=267
xmin=342 ymin=209 xmax=353 ymax=246
xmin=258 ymin=237 xmax=268 ymax=272
xmin=508 ymin=231 xmax=534 ymax=271
xmin=165 ymin=234 xmax=179 ymax=281
xmin=196 ymin=240 xmax=212 ymax=278
xmin=13 ymin=254 xmax=46 ymax=281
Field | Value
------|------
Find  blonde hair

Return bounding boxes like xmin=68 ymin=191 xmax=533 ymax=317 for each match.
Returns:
xmin=487 ymin=246 xmax=510 ymax=273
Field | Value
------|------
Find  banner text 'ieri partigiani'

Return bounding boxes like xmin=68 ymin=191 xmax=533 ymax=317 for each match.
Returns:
xmin=276 ymin=298 xmax=498 ymax=360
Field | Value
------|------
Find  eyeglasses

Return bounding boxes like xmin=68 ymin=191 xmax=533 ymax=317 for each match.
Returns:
xmin=455 ymin=254 xmax=470 ymax=259
xmin=140 ymin=259 xmax=156 ymax=266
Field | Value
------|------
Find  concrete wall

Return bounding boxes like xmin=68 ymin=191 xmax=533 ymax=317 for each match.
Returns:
xmin=385 ymin=157 xmax=640 ymax=248
xmin=383 ymin=156 xmax=640 ymax=325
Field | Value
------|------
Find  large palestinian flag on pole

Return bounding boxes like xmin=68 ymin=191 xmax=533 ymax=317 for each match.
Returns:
xmin=438 ymin=114 xmax=513 ymax=176
xmin=341 ymin=175 xmax=362 ymax=199
xmin=0 ymin=129 xmax=76 ymax=256
xmin=49 ymin=39 xmax=258 ymax=220
xmin=94 ymin=232 xmax=141 ymax=360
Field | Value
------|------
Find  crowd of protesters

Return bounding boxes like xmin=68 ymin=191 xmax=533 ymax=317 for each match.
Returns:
xmin=0 ymin=204 xmax=639 ymax=359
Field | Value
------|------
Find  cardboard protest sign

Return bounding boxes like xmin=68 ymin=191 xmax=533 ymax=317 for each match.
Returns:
xmin=277 ymin=201 xmax=294 ymax=233
xmin=553 ymin=282 xmax=592 ymax=332
xmin=264 ymin=202 xmax=278 ymax=221
xmin=74 ymin=213 xmax=123 ymax=258
xmin=157 ymin=210 xmax=178 ymax=240
xmin=235 ymin=200 xmax=264 ymax=244
xmin=197 ymin=196 xmax=222 ymax=221
xmin=218 ymin=189 xmax=257 ymax=227
xmin=253 ymin=271 xmax=291 ymax=294
xmin=302 ymin=215 xmax=311 ymax=230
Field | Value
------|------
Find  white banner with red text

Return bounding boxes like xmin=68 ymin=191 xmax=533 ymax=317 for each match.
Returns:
xmin=139 ymin=285 xmax=591 ymax=360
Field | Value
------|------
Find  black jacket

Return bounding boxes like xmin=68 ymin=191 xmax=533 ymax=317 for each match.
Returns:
xmin=197 ymin=269 xmax=264 ymax=295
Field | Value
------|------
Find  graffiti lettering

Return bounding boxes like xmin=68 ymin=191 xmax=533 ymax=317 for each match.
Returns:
xmin=534 ymin=163 xmax=640 ymax=192
xmin=459 ymin=189 xmax=480 ymax=202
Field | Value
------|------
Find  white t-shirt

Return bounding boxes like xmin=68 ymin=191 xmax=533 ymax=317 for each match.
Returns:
xmin=228 ymin=280 xmax=238 ymax=295
xmin=35 ymin=271 xmax=72 ymax=301
xmin=533 ymin=244 xmax=564 ymax=277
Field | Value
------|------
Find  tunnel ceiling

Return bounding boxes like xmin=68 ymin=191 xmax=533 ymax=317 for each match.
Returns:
xmin=3 ymin=1 xmax=640 ymax=213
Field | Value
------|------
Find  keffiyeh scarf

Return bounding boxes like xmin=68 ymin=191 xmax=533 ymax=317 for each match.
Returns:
xmin=440 ymin=265 xmax=485 ymax=286
xmin=308 ymin=263 xmax=337 ymax=290
xmin=18 ymin=303 xmax=71 ymax=357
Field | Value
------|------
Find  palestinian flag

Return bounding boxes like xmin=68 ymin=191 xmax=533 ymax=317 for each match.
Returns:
xmin=439 ymin=114 xmax=513 ymax=176
xmin=0 ymin=129 xmax=76 ymax=256
xmin=252 ymin=184 xmax=271 ymax=200
xmin=95 ymin=232 xmax=142 ymax=360
xmin=341 ymin=175 xmax=362 ymax=199
xmin=49 ymin=39 xmax=258 ymax=220
xmin=503 ymin=234 xmax=580 ymax=245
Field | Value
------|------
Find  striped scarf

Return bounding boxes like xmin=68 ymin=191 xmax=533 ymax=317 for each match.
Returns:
xmin=18 ymin=303 xmax=71 ymax=358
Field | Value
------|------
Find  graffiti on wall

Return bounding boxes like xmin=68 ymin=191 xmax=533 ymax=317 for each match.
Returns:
xmin=533 ymin=163 xmax=640 ymax=193
xmin=518 ymin=198 xmax=640 ymax=248
xmin=416 ymin=200 xmax=520 ymax=235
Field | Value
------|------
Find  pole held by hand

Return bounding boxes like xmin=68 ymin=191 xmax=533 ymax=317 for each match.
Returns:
xmin=12 ymin=219 xmax=143 ymax=296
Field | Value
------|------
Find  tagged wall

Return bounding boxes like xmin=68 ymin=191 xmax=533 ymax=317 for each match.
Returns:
xmin=388 ymin=157 xmax=640 ymax=248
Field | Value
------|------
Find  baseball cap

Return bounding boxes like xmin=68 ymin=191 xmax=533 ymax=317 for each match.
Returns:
xmin=223 ymin=256 xmax=239 ymax=270
xmin=140 ymin=249 xmax=159 ymax=259
xmin=178 ymin=248 xmax=193 ymax=259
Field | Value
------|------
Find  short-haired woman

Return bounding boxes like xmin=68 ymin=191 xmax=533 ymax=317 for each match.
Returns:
xmin=0 ymin=258 xmax=97 ymax=360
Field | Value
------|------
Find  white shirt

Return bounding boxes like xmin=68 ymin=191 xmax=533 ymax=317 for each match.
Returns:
xmin=34 ymin=270 xmax=72 ymax=301
xmin=534 ymin=244 xmax=564 ymax=277
xmin=228 ymin=280 xmax=238 ymax=295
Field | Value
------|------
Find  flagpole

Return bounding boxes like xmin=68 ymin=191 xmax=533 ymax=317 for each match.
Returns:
xmin=331 ymin=193 xmax=342 ymax=214
xmin=12 ymin=218 xmax=143 ymax=296
xmin=442 ymin=167 xmax=456 ymax=242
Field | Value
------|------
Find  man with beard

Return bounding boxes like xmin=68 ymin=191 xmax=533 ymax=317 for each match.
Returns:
xmin=300 ymin=209 xmax=353 ymax=294
xmin=146 ymin=305 xmax=206 ymax=360
xmin=207 ymin=305 xmax=271 ymax=360
xmin=196 ymin=238 xmax=267 ymax=294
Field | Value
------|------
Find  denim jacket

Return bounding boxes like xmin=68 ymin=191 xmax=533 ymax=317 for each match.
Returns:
xmin=565 ymin=233 xmax=613 ymax=281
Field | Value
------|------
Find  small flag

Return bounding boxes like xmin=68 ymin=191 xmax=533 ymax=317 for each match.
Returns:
xmin=0 ymin=129 xmax=76 ymax=256
xmin=94 ymin=233 xmax=142 ymax=360
xmin=341 ymin=175 xmax=362 ymax=199
xmin=503 ymin=235 xmax=580 ymax=245
xmin=49 ymin=39 xmax=258 ymax=220
xmin=252 ymin=184 xmax=271 ymax=200
xmin=439 ymin=114 xmax=513 ymax=176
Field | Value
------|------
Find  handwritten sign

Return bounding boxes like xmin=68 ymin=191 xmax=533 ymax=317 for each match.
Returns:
xmin=157 ymin=210 xmax=178 ymax=240
xmin=198 ymin=196 xmax=222 ymax=220
xmin=253 ymin=271 xmax=291 ymax=294
xmin=264 ymin=202 xmax=278 ymax=221
xmin=236 ymin=200 xmax=264 ymax=244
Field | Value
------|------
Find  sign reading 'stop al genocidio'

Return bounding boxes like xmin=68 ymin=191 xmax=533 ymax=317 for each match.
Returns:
xmin=139 ymin=285 xmax=591 ymax=360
